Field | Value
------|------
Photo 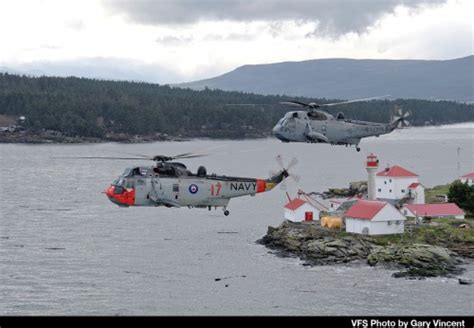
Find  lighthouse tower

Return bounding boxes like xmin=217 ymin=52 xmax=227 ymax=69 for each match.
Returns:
xmin=366 ymin=153 xmax=379 ymax=200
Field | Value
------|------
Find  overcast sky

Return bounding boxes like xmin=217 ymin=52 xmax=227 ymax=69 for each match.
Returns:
xmin=0 ymin=0 xmax=471 ymax=83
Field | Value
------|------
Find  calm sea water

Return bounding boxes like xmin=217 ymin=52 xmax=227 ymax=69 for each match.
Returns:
xmin=0 ymin=123 xmax=473 ymax=315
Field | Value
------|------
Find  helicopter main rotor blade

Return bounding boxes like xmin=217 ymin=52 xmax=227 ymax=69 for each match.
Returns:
xmin=52 ymin=156 xmax=150 ymax=160
xmin=321 ymin=95 xmax=391 ymax=107
xmin=173 ymin=152 xmax=194 ymax=158
xmin=279 ymin=101 xmax=311 ymax=107
xmin=174 ymin=154 xmax=208 ymax=159
xmin=224 ymin=103 xmax=264 ymax=106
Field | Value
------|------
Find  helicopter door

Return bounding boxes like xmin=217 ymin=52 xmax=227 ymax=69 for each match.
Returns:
xmin=286 ymin=117 xmax=297 ymax=139
xmin=172 ymin=182 xmax=180 ymax=201
xmin=133 ymin=177 xmax=147 ymax=205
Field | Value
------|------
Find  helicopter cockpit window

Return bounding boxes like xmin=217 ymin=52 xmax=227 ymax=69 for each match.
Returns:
xmin=292 ymin=112 xmax=298 ymax=118
xmin=308 ymin=111 xmax=328 ymax=121
xmin=130 ymin=167 xmax=145 ymax=176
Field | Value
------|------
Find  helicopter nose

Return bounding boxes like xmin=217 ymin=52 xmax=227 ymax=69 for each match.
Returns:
xmin=103 ymin=185 xmax=135 ymax=206
xmin=272 ymin=124 xmax=280 ymax=134
xmin=104 ymin=185 xmax=115 ymax=198
xmin=273 ymin=125 xmax=289 ymax=142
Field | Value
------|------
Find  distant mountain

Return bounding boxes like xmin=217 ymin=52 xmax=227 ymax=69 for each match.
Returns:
xmin=178 ymin=56 xmax=474 ymax=102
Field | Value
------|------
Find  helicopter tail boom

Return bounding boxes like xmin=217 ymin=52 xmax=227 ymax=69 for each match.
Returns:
xmin=260 ymin=169 xmax=290 ymax=192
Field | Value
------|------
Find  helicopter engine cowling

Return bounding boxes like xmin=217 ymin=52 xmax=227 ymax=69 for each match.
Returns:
xmin=197 ymin=166 xmax=207 ymax=177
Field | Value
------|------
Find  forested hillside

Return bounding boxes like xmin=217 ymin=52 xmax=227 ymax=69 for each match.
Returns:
xmin=0 ymin=73 xmax=472 ymax=139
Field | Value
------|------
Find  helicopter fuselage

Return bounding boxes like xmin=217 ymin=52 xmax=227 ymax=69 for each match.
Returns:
xmin=104 ymin=163 xmax=287 ymax=215
xmin=272 ymin=110 xmax=397 ymax=148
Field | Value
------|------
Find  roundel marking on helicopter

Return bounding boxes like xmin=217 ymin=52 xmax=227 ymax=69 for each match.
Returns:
xmin=189 ymin=184 xmax=199 ymax=194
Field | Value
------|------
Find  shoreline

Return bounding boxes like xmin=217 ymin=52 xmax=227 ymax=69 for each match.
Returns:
xmin=0 ymin=122 xmax=472 ymax=144
xmin=0 ymin=131 xmax=270 ymax=144
xmin=258 ymin=220 xmax=473 ymax=280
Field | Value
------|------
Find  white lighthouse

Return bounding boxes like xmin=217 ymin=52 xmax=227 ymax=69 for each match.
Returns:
xmin=366 ymin=153 xmax=379 ymax=200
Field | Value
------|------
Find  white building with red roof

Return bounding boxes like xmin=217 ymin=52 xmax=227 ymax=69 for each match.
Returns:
xmin=402 ymin=203 xmax=465 ymax=220
xmin=344 ymin=199 xmax=406 ymax=235
xmin=284 ymin=198 xmax=321 ymax=222
xmin=375 ymin=165 xmax=424 ymax=204
xmin=460 ymin=172 xmax=474 ymax=186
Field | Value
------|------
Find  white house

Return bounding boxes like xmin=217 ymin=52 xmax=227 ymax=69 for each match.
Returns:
xmin=407 ymin=182 xmax=425 ymax=204
xmin=344 ymin=199 xmax=406 ymax=235
xmin=460 ymin=172 xmax=474 ymax=186
xmin=284 ymin=198 xmax=320 ymax=222
xmin=376 ymin=165 xmax=424 ymax=204
xmin=402 ymin=203 xmax=465 ymax=219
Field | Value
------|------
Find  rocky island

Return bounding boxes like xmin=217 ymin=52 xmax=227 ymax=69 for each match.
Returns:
xmin=258 ymin=219 xmax=473 ymax=279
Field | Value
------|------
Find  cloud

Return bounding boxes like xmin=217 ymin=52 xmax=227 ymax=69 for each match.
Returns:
xmin=102 ymin=0 xmax=447 ymax=35
xmin=156 ymin=35 xmax=194 ymax=46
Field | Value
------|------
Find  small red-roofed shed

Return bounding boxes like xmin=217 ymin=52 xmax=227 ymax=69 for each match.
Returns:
xmin=284 ymin=198 xmax=320 ymax=222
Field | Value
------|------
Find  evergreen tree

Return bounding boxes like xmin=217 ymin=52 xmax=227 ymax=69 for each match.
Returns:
xmin=448 ymin=181 xmax=474 ymax=214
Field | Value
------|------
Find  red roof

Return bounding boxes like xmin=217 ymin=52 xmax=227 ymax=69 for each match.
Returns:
xmin=344 ymin=199 xmax=387 ymax=220
xmin=284 ymin=198 xmax=306 ymax=210
xmin=404 ymin=203 xmax=465 ymax=217
xmin=377 ymin=165 xmax=418 ymax=177
xmin=408 ymin=182 xmax=421 ymax=189
xmin=461 ymin=172 xmax=474 ymax=178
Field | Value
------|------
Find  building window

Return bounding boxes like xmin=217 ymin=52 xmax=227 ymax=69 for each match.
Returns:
xmin=389 ymin=189 xmax=392 ymax=193
xmin=389 ymin=179 xmax=392 ymax=183
xmin=378 ymin=188 xmax=381 ymax=192
xmin=395 ymin=221 xmax=401 ymax=225
xmin=384 ymin=181 xmax=387 ymax=185
xmin=401 ymin=189 xmax=405 ymax=193
xmin=387 ymin=221 xmax=392 ymax=225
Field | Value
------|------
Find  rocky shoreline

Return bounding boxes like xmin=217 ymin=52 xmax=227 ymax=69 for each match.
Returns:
xmin=258 ymin=221 xmax=472 ymax=279
xmin=0 ymin=130 xmax=271 ymax=144
xmin=0 ymin=131 xmax=190 ymax=144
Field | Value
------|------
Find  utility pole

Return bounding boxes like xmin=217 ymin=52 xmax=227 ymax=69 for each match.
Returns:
xmin=457 ymin=147 xmax=461 ymax=178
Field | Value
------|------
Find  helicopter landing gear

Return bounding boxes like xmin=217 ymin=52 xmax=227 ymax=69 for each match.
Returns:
xmin=223 ymin=208 xmax=230 ymax=216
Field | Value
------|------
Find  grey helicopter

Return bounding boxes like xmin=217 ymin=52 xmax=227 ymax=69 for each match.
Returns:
xmin=273 ymin=97 xmax=410 ymax=151
xmin=61 ymin=152 xmax=297 ymax=216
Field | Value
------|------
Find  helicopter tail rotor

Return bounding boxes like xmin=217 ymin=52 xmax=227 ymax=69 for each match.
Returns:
xmin=269 ymin=155 xmax=300 ymax=190
xmin=392 ymin=106 xmax=411 ymax=128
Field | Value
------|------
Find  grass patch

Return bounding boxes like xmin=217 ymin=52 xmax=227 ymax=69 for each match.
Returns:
xmin=370 ymin=219 xmax=474 ymax=247
xmin=425 ymin=183 xmax=451 ymax=203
